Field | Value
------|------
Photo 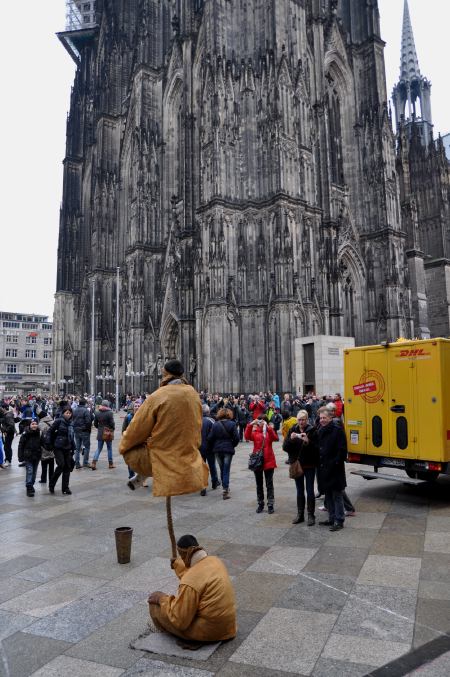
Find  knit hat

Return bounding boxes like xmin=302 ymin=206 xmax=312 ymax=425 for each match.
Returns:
xmin=164 ymin=359 xmax=184 ymax=377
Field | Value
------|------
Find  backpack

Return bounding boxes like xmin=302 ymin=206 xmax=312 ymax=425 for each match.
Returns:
xmin=43 ymin=423 xmax=56 ymax=451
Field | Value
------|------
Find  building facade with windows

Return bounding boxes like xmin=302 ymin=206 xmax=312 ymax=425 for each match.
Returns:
xmin=0 ymin=313 xmax=53 ymax=396
xmin=54 ymin=0 xmax=450 ymax=394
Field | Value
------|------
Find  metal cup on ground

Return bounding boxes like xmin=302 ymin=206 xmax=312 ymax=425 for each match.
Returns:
xmin=114 ymin=526 xmax=133 ymax=564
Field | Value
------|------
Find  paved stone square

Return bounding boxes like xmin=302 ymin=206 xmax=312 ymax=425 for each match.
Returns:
xmin=1 ymin=419 xmax=450 ymax=676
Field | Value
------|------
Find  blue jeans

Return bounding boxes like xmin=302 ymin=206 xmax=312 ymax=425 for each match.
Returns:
xmin=294 ymin=467 xmax=316 ymax=501
xmin=216 ymin=453 xmax=233 ymax=490
xmin=325 ymin=489 xmax=345 ymax=525
xmin=94 ymin=440 xmax=113 ymax=463
xmin=74 ymin=431 xmax=91 ymax=465
xmin=200 ymin=449 xmax=219 ymax=486
xmin=25 ymin=459 xmax=39 ymax=487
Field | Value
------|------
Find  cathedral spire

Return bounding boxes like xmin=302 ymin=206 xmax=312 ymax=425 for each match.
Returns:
xmin=393 ymin=0 xmax=432 ymax=143
xmin=400 ymin=0 xmax=421 ymax=81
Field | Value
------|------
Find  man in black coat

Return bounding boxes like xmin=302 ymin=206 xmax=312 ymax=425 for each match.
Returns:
xmin=317 ymin=408 xmax=347 ymax=531
xmin=72 ymin=398 xmax=93 ymax=469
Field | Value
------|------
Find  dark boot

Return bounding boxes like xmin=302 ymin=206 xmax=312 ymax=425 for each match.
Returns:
xmin=307 ymin=498 xmax=316 ymax=526
xmin=292 ymin=495 xmax=305 ymax=524
xmin=256 ymin=503 xmax=264 ymax=513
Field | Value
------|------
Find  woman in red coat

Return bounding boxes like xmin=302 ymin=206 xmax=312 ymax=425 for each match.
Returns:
xmin=245 ymin=417 xmax=278 ymax=514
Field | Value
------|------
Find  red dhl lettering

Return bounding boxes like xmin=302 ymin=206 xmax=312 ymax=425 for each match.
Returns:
xmin=397 ymin=349 xmax=430 ymax=358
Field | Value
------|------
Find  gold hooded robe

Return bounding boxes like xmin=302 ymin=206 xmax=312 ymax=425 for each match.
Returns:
xmin=119 ymin=380 xmax=208 ymax=496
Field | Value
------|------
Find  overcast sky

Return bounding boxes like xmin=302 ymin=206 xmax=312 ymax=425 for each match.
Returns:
xmin=0 ymin=0 xmax=448 ymax=320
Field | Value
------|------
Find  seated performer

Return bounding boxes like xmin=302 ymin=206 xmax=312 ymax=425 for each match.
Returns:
xmin=147 ymin=534 xmax=237 ymax=642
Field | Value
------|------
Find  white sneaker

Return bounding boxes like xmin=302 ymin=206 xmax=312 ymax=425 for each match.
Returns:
xmin=127 ymin=473 xmax=145 ymax=491
xmin=318 ymin=506 xmax=328 ymax=512
xmin=3 ymin=461 xmax=10 ymax=468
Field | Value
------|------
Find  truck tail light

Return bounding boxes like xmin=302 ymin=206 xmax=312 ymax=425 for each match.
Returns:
xmin=348 ymin=453 xmax=361 ymax=463
xmin=428 ymin=462 xmax=442 ymax=472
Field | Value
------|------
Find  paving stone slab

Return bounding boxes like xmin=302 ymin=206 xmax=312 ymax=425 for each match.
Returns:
xmin=419 ymin=552 xmax=450 ymax=581
xmin=357 ymin=555 xmax=421 ymax=588
xmin=110 ymin=557 xmax=177 ymax=591
xmin=415 ymin=597 xmax=450 ymax=636
xmin=312 ymin=657 xmax=374 ymax=677
xmin=424 ymin=532 xmax=450 ymax=554
xmin=29 ymin=655 xmax=124 ymax=677
xmin=233 ymin=572 xmax=295 ymax=613
xmin=344 ymin=512 xmax=386 ymax=530
xmin=230 ymin=607 xmax=337 ymax=674
xmin=1 ymin=631 xmax=72 ymax=677
xmin=22 ymin=587 xmax=143 ymax=643
xmin=0 ymin=609 xmax=35 ymax=640
xmin=0 ymin=576 xmax=41 ymax=605
xmin=217 ymin=662 xmax=300 ymax=676
xmin=369 ymin=531 xmax=425 ymax=557
xmin=322 ymin=632 xmax=410 ymax=667
xmin=324 ymin=527 xmax=378 ymax=549
xmin=0 ymin=554 xmax=47 ymax=577
xmin=15 ymin=548 xmax=100 ymax=582
xmin=381 ymin=515 xmax=427 ymax=533
xmin=132 ymin=632 xmax=221 ymax=661
xmin=65 ymin=601 xmax=149 ymax=669
xmin=277 ymin=572 xmax=355 ymax=615
xmin=247 ymin=545 xmax=317 ymax=575
xmin=1 ymin=573 xmax=107 ymax=618
xmin=418 ymin=580 xmax=450 ymax=601
xmin=334 ymin=584 xmax=417 ymax=643
xmin=121 ymin=657 xmax=214 ymax=676
xmin=304 ymin=546 xmax=368 ymax=578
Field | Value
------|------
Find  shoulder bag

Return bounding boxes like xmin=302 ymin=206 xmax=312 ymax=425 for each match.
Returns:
xmin=248 ymin=424 xmax=266 ymax=472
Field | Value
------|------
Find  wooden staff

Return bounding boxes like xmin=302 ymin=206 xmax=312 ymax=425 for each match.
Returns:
xmin=166 ymin=496 xmax=177 ymax=560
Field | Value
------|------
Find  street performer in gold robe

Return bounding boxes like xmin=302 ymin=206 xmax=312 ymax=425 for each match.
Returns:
xmin=148 ymin=534 xmax=237 ymax=642
xmin=119 ymin=359 xmax=208 ymax=496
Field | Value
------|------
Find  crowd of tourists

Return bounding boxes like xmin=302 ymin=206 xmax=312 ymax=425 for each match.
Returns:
xmin=0 ymin=386 xmax=352 ymax=531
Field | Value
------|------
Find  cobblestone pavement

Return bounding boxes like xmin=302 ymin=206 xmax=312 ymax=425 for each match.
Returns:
xmin=1 ymin=415 xmax=450 ymax=676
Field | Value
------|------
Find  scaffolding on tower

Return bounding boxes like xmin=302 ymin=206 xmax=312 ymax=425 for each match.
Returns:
xmin=59 ymin=1 xmax=98 ymax=63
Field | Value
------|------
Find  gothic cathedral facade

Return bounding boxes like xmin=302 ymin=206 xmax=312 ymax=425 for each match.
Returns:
xmin=53 ymin=0 xmax=450 ymax=394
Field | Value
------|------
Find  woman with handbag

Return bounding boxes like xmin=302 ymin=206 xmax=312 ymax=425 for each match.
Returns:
xmin=206 ymin=408 xmax=240 ymax=500
xmin=92 ymin=400 xmax=116 ymax=470
xmin=283 ymin=410 xmax=319 ymax=525
xmin=245 ymin=417 xmax=278 ymax=514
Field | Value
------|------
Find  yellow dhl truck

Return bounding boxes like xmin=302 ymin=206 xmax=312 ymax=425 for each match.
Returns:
xmin=344 ymin=338 xmax=450 ymax=483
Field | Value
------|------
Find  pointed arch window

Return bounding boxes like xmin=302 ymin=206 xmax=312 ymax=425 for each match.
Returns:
xmin=329 ymin=91 xmax=345 ymax=185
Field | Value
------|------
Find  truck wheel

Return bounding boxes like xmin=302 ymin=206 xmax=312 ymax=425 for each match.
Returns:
xmin=406 ymin=470 xmax=439 ymax=482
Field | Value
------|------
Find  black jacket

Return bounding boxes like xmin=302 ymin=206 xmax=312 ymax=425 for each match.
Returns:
xmin=94 ymin=407 xmax=115 ymax=441
xmin=200 ymin=415 xmax=214 ymax=456
xmin=283 ymin=423 xmax=319 ymax=468
xmin=317 ymin=422 xmax=347 ymax=491
xmin=72 ymin=405 xmax=92 ymax=433
xmin=18 ymin=429 xmax=42 ymax=463
xmin=50 ymin=417 xmax=75 ymax=452
xmin=207 ymin=419 xmax=240 ymax=455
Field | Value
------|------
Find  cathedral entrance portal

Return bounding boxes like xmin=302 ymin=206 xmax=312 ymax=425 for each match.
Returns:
xmin=162 ymin=315 xmax=180 ymax=361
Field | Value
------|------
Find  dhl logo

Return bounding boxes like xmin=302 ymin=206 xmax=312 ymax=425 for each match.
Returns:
xmin=396 ymin=349 xmax=431 ymax=358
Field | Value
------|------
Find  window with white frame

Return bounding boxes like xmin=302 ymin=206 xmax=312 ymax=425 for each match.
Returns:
xmin=6 ymin=364 xmax=17 ymax=374
xmin=6 ymin=335 xmax=18 ymax=343
xmin=26 ymin=336 xmax=37 ymax=344
xmin=25 ymin=349 xmax=37 ymax=359
xmin=5 ymin=348 xmax=18 ymax=358
xmin=43 ymin=350 xmax=51 ymax=359
xmin=44 ymin=337 xmax=52 ymax=345
xmin=44 ymin=365 xmax=51 ymax=375
xmin=26 ymin=365 xmax=37 ymax=374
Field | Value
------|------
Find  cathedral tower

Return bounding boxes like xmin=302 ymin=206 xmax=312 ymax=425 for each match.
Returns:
xmin=54 ymin=0 xmax=429 ymax=394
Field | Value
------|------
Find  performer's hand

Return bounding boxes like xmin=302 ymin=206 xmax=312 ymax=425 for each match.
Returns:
xmin=170 ymin=558 xmax=177 ymax=569
xmin=148 ymin=591 xmax=164 ymax=605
